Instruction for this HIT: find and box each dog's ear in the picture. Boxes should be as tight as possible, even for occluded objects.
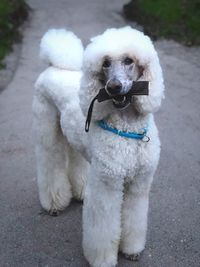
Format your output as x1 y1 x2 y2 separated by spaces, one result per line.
134 54 165 115
138 65 153 82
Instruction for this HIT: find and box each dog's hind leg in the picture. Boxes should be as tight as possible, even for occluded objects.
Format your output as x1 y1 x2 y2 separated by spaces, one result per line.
83 167 123 267
120 177 153 259
33 92 72 215
68 148 88 201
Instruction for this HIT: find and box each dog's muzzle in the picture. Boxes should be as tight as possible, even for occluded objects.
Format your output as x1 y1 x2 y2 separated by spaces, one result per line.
105 79 122 96
105 79 132 109
85 81 149 132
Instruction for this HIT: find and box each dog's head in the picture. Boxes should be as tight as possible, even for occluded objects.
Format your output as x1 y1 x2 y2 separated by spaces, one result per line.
79 26 164 120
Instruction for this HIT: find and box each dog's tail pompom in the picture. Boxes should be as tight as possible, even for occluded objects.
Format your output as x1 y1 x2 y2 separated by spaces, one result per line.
40 29 83 71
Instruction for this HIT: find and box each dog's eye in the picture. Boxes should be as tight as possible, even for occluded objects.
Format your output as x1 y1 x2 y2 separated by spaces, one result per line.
124 57 133 65
102 59 111 68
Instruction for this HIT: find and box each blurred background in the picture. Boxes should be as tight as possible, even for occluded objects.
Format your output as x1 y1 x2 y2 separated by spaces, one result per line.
0 0 199 72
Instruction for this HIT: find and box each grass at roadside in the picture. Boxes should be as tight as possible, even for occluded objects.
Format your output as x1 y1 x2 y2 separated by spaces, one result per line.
123 0 200 46
0 0 29 68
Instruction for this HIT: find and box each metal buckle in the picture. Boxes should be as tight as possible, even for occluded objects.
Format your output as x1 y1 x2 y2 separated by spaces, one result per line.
142 135 150 142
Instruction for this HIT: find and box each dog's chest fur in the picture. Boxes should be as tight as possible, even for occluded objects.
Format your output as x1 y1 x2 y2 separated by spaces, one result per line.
88 115 160 185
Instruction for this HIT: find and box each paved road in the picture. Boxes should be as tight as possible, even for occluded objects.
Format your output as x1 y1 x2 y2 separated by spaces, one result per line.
0 0 200 266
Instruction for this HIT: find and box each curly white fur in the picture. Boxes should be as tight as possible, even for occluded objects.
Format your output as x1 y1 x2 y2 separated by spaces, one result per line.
40 29 84 70
33 27 164 267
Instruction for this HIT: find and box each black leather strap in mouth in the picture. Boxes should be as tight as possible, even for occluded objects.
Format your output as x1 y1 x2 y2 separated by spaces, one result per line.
85 81 149 132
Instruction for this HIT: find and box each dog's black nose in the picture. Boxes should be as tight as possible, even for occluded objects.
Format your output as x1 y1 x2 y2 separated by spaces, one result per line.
106 79 122 96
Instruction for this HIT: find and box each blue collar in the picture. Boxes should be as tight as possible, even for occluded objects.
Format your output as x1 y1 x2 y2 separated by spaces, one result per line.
97 120 150 141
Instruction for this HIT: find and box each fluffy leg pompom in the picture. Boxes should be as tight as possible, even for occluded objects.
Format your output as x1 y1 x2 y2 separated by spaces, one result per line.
120 180 152 258
83 167 123 267
33 93 72 214
68 148 88 201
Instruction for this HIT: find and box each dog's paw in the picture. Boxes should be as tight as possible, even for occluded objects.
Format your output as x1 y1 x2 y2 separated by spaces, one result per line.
38 175 72 214
39 208 60 216
49 209 60 216
124 252 141 261
84 248 117 267
39 190 71 215
93 259 116 267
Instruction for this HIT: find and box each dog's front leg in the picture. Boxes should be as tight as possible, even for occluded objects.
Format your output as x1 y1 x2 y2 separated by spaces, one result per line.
120 175 153 260
83 166 123 267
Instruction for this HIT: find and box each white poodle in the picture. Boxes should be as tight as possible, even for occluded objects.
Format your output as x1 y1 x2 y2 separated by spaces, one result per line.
33 27 164 267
